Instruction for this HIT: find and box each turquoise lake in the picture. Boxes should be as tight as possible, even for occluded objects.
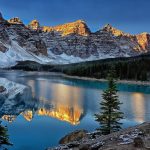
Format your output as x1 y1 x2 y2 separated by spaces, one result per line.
0 70 150 150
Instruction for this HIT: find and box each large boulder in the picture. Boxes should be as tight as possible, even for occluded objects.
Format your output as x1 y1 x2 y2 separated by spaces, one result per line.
59 130 88 144
0 86 6 93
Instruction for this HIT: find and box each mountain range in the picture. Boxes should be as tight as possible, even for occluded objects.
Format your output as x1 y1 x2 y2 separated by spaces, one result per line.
0 12 150 68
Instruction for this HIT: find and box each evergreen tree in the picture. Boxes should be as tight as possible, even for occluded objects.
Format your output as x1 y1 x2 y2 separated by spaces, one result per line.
0 122 12 148
95 74 124 135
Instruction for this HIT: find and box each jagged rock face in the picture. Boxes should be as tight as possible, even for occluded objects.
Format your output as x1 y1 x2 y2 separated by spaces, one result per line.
0 19 47 56
103 24 128 36
0 24 10 53
40 22 149 59
103 24 150 52
59 130 88 144
25 36 48 56
28 20 40 30
9 23 46 55
136 33 150 51
42 20 91 36
8 17 23 24
40 28 139 59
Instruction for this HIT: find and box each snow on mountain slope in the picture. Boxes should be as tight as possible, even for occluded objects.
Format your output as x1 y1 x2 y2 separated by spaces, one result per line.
0 40 112 67
0 40 52 68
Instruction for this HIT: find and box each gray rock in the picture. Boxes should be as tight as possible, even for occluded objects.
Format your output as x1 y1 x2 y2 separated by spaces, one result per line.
79 144 91 150
0 86 6 93
90 142 104 150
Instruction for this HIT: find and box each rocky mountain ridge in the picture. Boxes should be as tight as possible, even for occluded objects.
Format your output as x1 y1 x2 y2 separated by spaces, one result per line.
103 24 150 52
0 11 150 67
42 20 91 36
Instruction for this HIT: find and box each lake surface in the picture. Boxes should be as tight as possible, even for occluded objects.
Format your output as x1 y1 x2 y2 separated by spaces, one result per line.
0 70 150 150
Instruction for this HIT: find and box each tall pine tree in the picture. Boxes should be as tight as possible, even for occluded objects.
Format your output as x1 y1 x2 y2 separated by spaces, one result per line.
95 74 123 135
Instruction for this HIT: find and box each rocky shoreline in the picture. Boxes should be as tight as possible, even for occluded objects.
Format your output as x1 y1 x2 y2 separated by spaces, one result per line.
47 122 150 150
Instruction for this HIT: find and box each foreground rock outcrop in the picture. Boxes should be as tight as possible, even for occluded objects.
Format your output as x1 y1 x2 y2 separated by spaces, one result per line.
0 11 150 67
47 122 150 150
0 86 6 93
59 130 88 144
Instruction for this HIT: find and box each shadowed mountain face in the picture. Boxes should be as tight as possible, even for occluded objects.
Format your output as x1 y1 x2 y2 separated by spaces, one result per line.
0 11 150 67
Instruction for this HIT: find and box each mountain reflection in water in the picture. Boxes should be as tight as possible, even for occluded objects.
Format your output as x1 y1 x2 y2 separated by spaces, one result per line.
1 81 84 125
0 71 150 150
1 78 150 125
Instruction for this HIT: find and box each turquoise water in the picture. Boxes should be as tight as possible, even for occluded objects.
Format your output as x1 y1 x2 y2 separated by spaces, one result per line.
0 70 150 150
